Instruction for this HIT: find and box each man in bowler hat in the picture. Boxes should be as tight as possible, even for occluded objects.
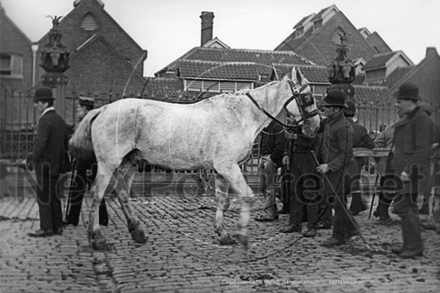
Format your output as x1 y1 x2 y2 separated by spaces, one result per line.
64 96 108 226
317 89 360 247
390 82 432 258
29 87 68 237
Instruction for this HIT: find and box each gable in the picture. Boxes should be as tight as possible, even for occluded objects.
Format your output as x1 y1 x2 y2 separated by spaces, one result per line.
68 35 145 93
37 0 146 80
275 8 384 66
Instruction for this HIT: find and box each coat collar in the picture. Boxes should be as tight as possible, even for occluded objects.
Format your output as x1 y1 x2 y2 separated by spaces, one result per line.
328 111 344 125
395 106 421 127
41 106 55 117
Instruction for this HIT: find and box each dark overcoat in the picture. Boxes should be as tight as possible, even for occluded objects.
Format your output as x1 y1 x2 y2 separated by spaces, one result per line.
391 106 432 194
32 110 69 176
318 112 359 195
259 120 286 168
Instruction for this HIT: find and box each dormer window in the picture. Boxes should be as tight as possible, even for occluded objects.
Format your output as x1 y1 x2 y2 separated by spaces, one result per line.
81 13 98 31
313 19 322 32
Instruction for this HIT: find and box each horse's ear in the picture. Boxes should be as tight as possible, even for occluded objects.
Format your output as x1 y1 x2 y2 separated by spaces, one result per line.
293 67 304 84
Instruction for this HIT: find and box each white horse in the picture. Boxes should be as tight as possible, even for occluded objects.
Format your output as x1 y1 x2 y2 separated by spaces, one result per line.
69 67 320 250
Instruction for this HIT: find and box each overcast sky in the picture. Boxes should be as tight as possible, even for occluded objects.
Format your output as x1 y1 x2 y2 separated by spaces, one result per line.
2 0 439 77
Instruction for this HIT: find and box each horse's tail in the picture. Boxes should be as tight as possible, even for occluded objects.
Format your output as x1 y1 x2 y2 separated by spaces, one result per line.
69 108 101 161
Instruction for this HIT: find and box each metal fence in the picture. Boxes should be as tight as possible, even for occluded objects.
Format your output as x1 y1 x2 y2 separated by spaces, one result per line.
1 88 402 167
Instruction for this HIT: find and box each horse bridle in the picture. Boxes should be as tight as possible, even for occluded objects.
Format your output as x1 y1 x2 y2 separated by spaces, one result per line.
245 80 319 128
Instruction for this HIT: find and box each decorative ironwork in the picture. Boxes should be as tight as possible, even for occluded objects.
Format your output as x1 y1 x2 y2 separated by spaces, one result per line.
40 16 70 73
328 32 356 98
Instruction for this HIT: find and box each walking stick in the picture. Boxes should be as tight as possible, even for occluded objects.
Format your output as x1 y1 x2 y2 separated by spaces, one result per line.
368 174 380 219
65 159 77 216
311 151 371 249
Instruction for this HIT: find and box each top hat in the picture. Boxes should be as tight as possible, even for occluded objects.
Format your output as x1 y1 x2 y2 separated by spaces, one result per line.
78 96 95 108
33 87 54 103
394 82 420 101
322 89 348 108
343 100 356 115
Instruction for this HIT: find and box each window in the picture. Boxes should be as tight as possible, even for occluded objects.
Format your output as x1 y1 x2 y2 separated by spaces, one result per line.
331 27 346 45
0 53 23 77
81 13 98 31
185 80 253 93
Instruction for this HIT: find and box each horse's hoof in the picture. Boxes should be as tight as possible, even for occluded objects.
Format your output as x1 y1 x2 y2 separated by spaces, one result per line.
88 229 110 250
219 234 237 245
236 234 248 248
131 227 147 244
91 238 110 251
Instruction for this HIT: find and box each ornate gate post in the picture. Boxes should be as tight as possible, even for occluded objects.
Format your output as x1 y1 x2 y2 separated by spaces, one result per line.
327 32 356 100
39 16 70 118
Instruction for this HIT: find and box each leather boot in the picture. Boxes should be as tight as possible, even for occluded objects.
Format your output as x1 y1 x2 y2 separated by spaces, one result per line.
279 224 301 233
321 236 345 247
302 228 316 237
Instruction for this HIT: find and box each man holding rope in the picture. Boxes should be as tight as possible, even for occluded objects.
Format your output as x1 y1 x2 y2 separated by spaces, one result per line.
316 89 361 247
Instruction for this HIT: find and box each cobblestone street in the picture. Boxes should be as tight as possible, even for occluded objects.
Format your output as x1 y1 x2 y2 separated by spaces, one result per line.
0 193 439 292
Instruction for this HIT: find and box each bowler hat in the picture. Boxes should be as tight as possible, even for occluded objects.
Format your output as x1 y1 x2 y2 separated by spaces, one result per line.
322 89 348 108
34 87 54 102
343 100 356 115
394 82 420 101
79 96 95 108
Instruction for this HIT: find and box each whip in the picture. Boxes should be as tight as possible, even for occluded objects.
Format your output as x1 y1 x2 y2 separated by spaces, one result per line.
310 150 371 249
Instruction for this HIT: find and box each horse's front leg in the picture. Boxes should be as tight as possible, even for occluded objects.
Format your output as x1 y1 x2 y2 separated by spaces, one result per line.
216 164 256 248
214 174 236 245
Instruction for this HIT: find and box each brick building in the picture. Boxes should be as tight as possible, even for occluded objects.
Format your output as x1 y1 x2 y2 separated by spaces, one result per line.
0 4 35 91
35 0 147 97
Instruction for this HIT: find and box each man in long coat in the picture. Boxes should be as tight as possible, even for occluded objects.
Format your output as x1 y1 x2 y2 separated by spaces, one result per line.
316 89 360 247
29 87 69 237
390 82 432 258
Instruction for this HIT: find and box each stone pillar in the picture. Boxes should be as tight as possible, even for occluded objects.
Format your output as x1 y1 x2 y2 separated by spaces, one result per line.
39 16 70 118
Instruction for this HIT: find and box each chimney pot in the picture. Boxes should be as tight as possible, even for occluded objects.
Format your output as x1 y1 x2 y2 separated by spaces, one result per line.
200 11 214 47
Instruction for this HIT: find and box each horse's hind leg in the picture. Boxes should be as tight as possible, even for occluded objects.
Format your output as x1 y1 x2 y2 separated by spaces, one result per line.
215 164 255 247
115 158 147 244
214 174 236 245
88 164 113 250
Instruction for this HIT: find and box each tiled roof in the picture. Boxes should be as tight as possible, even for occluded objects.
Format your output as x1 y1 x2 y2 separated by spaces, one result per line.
362 52 396 70
381 66 414 87
353 85 390 105
271 64 330 84
156 47 314 75
177 60 268 81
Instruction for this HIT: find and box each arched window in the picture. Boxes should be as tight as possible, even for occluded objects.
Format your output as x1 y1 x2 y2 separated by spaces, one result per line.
80 13 98 31
331 27 346 45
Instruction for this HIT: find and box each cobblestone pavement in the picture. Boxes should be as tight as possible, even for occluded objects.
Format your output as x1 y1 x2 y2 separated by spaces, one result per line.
0 193 439 293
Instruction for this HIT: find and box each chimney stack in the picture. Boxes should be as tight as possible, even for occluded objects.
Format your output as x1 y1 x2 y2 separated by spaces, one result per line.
426 47 438 58
200 11 214 47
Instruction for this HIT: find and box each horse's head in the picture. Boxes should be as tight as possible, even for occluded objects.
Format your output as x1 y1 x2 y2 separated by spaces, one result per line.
283 67 321 138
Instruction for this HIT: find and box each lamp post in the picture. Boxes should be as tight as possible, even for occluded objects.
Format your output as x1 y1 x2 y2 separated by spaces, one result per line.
327 32 356 100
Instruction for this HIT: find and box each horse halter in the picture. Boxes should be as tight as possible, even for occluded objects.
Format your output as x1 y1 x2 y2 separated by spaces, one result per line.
245 79 318 128
285 80 320 125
